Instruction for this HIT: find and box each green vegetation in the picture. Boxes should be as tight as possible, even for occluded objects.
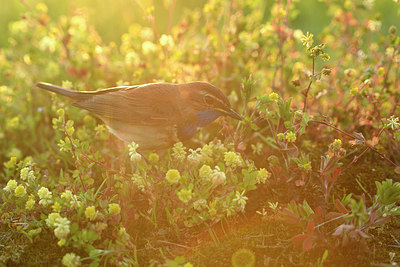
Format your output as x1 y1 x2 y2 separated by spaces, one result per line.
1 0 400 266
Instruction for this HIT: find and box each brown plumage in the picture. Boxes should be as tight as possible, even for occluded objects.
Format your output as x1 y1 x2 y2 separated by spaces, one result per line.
36 81 242 150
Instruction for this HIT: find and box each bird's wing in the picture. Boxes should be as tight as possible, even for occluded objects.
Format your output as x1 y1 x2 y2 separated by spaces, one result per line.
73 83 182 125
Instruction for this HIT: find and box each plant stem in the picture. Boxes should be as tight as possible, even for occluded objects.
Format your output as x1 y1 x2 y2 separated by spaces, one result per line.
310 119 398 167
302 55 315 113
63 125 86 191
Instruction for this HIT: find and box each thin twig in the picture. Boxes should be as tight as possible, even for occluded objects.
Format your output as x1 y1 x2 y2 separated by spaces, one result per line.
310 119 398 167
134 0 160 40
391 234 400 246
382 47 398 91
78 152 129 179
315 213 348 229
271 0 292 90
302 55 315 113
157 240 197 249
341 147 369 173
167 0 176 34
63 125 86 191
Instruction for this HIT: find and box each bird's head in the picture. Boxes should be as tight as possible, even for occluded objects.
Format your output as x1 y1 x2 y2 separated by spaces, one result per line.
181 82 242 121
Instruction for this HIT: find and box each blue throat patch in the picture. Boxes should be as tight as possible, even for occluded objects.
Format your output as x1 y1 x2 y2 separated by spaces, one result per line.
177 110 222 141
194 109 222 126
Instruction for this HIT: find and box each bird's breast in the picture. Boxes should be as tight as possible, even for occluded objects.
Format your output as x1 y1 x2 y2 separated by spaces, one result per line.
104 120 179 150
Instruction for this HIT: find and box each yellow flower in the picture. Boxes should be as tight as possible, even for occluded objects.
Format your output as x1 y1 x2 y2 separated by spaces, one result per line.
277 133 285 141
140 27 154 41
46 212 61 228
193 199 207 211
177 189 193 203
71 15 87 31
10 20 28 36
70 198 81 209
54 217 70 239
187 148 201 166
148 153 159 164
14 184 26 197
95 124 107 138
61 190 81 209
61 190 73 201
211 167 226 186
130 152 142 163
132 173 146 191
128 142 142 163
128 141 142 163
256 168 271 184
367 20 381 32
293 29 304 40
3 179 17 192
36 3 48 13
38 187 53 206
200 144 213 164
142 41 157 55
108 203 121 215
52 202 62 212
224 151 243 169
231 248 255 267
172 142 187 161
119 227 127 236
208 207 217 217
6 116 20 130
233 190 248 211
199 165 212 181
251 142 263 155
39 36 56 53
58 238 66 247
85 206 98 221
328 138 345 158
331 139 342 150
159 34 174 47
57 108 65 117
286 131 296 143
118 227 126 235
377 67 385 76
25 196 35 210
62 252 80 267
165 169 181 184
350 87 359 96
125 51 140 67
20 167 29 180
4 157 17 169
61 80 73 89
269 92 279 102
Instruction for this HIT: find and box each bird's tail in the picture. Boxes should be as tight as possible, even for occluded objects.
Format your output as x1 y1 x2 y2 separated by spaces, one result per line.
36 82 88 100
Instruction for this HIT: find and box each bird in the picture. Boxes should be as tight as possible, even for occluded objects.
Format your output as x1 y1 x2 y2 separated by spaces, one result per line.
36 81 242 150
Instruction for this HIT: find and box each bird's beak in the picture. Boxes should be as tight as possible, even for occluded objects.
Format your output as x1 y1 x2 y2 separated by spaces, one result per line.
217 108 243 120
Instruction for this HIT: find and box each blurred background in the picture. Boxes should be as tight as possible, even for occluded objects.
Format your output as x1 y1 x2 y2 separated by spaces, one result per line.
1 0 399 48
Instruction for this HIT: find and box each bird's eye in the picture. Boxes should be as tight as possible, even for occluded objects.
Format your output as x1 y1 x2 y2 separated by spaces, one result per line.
204 95 216 106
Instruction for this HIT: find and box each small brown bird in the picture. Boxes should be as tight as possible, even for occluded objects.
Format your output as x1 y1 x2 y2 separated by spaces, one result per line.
36 82 242 150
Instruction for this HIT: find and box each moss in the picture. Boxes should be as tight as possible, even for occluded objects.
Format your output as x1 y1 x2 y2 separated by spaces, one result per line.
335 155 400 205
0 225 64 266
